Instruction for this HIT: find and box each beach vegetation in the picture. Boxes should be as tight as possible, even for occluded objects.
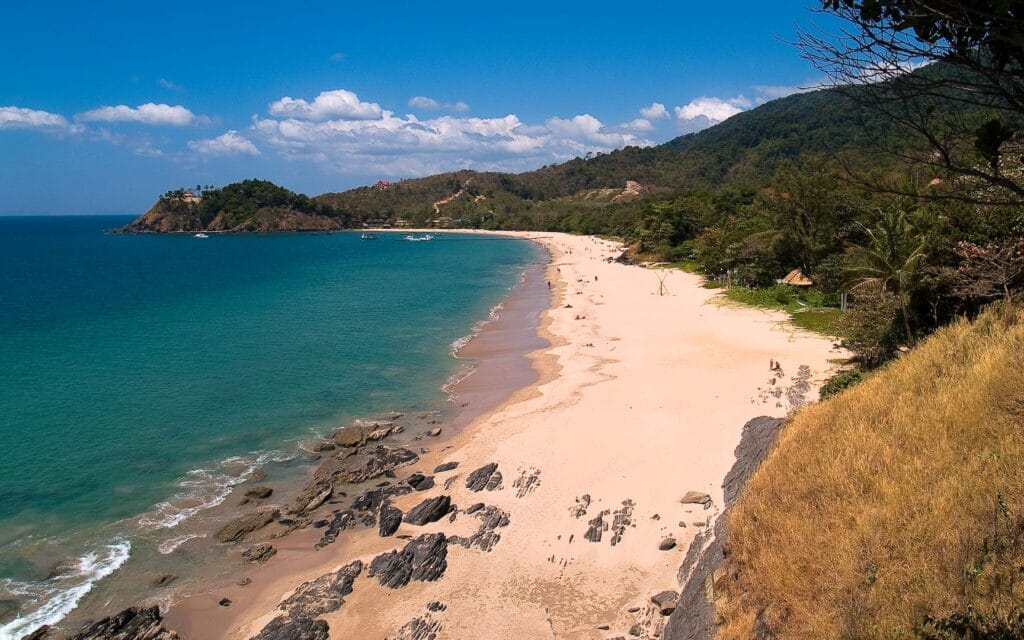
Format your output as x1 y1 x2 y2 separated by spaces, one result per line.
818 368 865 399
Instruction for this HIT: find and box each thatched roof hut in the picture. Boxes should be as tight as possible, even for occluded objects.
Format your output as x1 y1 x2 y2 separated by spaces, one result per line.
782 268 814 287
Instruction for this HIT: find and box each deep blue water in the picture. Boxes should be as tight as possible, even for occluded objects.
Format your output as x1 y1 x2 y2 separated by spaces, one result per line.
0 216 536 636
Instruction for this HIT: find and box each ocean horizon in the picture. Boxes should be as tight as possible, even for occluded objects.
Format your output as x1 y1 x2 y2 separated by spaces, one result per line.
0 216 539 637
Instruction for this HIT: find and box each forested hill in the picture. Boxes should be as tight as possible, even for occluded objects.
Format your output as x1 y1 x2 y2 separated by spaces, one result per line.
313 85 906 227
122 179 348 233
125 81 905 233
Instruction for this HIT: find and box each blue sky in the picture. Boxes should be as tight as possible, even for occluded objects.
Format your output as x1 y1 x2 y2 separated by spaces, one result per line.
0 1 836 214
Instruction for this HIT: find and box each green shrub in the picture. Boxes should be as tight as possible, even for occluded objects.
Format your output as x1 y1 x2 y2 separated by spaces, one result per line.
819 369 865 399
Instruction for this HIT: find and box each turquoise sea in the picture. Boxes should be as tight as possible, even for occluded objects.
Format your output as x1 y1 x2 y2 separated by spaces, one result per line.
0 216 538 637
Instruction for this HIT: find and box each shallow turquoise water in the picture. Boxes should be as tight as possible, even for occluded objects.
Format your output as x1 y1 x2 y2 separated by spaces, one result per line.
0 217 536 635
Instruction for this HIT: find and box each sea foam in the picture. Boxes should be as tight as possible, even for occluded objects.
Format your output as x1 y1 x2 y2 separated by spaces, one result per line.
0 540 131 640
137 450 291 530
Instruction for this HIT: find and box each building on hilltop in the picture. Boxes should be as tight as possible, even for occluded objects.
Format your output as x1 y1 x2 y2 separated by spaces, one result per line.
181 190 203 204
373 180 392 190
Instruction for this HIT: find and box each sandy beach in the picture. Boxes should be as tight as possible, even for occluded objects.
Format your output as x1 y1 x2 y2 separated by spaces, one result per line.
166 231 842 640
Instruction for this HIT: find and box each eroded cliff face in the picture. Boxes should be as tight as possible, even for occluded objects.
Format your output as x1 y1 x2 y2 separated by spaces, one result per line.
120 201 200 233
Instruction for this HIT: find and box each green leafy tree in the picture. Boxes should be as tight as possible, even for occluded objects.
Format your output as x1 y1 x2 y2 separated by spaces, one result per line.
846 203 928 344
801 0 1024 202
769 161 850 271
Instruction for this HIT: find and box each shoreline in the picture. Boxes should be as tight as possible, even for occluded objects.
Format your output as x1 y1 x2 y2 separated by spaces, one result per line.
153 235 552 639
158 231 842 640
7 230 545 639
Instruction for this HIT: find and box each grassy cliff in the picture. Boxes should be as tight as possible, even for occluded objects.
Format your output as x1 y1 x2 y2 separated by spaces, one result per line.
718 303 1024 639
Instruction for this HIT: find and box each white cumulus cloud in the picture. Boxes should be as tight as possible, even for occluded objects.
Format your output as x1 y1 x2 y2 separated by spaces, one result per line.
628 118 655 132
0 106 69 130
409 96 441 109
250 99 650 177
269 89 382 121
674 96 751 123
409 96 470 113
188 130 260 156
672 96 753 134
639 102 669 120
77 102 204 126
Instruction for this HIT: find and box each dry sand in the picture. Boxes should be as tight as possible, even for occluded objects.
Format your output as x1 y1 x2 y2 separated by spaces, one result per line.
170 231 842 639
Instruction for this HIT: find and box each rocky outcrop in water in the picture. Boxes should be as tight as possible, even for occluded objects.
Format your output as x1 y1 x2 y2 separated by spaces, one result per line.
292 446 419 516
245 486 273 500
68 605 179 640
332 426 367 448
216 508 279 543
369 533 448 588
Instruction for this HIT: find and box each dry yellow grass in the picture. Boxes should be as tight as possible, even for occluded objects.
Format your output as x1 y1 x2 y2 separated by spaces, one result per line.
720 304 1024 639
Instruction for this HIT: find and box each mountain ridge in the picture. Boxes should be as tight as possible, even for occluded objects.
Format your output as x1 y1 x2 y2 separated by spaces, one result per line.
123 84 901 234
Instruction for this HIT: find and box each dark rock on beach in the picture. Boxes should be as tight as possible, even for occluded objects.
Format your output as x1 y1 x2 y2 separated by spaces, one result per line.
216 508 279 543
406 473 435 491
369 533 448 588
663 416 785 640
464 463 501 492
314 510 356 549
329 446 419 486
659 537 677 551
280 560 362 619
404 495 452 526
251 615 329 640
68 605 179 640
433 461 458 473
449 505 510 552
379 504 403 537
151 574 176 587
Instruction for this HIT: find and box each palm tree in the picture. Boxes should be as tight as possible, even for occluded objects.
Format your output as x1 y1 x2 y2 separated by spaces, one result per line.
846 203 927 345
